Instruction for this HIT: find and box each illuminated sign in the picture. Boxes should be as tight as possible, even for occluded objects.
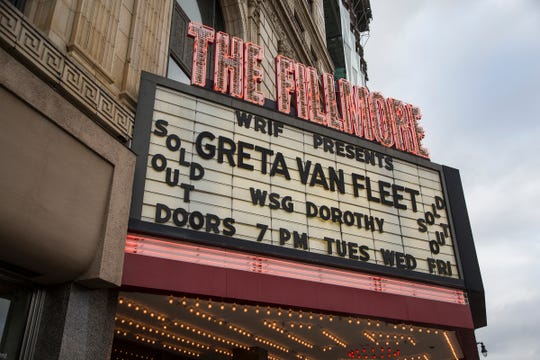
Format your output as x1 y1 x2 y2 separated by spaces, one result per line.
188 22 429 159
130 77 460 282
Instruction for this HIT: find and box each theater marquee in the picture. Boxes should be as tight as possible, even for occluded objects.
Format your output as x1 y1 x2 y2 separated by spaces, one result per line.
130 75 462 283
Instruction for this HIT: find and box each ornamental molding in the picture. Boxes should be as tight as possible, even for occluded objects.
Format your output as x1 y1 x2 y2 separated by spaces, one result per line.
0 1 133 141
265 0 333 72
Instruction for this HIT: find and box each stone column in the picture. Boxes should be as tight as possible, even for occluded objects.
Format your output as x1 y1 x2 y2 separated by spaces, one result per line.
31 283 118 360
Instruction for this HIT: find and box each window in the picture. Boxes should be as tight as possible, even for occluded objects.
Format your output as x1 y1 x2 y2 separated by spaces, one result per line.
168 0 225 84
0 276 32 359
294 11 305 33
0 298 9 342
7 0 25 12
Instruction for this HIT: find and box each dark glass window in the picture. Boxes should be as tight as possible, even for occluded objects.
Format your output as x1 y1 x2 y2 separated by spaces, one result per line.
0 270 33 360
168 0 225 83
0 298 9 341
0 288 31 359
7 0 26 12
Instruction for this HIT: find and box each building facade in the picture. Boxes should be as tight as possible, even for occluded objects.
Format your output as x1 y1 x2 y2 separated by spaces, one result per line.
0 0 485 359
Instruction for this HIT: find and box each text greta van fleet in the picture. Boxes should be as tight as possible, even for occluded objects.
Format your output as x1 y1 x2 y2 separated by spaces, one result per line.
187 22 430 159
148 114 455 277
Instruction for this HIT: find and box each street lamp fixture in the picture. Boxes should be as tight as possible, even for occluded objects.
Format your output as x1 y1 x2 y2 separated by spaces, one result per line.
477 342 488 357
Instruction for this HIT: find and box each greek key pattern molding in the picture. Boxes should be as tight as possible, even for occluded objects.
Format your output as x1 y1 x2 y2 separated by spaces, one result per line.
0 1 133 141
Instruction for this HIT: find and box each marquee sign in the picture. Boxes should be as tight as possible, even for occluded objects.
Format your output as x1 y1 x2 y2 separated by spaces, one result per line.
130 75 462 284
127 22 469 286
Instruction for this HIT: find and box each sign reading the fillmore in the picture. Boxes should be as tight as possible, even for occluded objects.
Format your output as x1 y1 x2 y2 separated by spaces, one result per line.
134 82 459 280
187 22 429 159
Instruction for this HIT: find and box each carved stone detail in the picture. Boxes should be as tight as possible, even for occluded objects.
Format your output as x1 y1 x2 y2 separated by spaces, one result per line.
0 1 134 140
265 0 333 72
247 0 263 43
121 0 172 104
266 2 293 58
68 0 122 82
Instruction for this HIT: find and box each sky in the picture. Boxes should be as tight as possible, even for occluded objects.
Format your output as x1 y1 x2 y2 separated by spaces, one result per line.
364 1 540 358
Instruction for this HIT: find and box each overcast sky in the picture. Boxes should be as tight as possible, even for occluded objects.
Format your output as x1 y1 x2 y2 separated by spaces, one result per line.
364 0 540 358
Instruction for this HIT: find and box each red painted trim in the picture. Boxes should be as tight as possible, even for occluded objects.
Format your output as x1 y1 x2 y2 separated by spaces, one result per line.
122 253 474 330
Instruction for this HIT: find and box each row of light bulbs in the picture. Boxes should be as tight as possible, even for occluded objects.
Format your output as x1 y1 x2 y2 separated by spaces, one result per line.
253 336 289 352
116 324 236 359
363 331 417 347
260 321 313 360
171 296 369 324
262 320 314 349
398 354 429 360
287 332 314 349
347 352 428 360
321 330 347 348
111 347 154 360
118 298 167 322
171 321 249 350
116 316 212 350
114 330 165 359
347 346 402 359
161 343 201 357
391 324 439 334
135 335 156 345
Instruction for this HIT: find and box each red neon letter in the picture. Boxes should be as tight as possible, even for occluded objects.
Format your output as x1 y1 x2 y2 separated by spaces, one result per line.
356 86 374 140
338 81 373 140
322 73 344 131
187 22 215 87
338 79 360 135
406 105 430 158
338 79 353 134
368 92 394 148
275 55 296 114
307 67 327 125
214 31 243 98
244 42 265 105
295 63 309 120
387 98 417 153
